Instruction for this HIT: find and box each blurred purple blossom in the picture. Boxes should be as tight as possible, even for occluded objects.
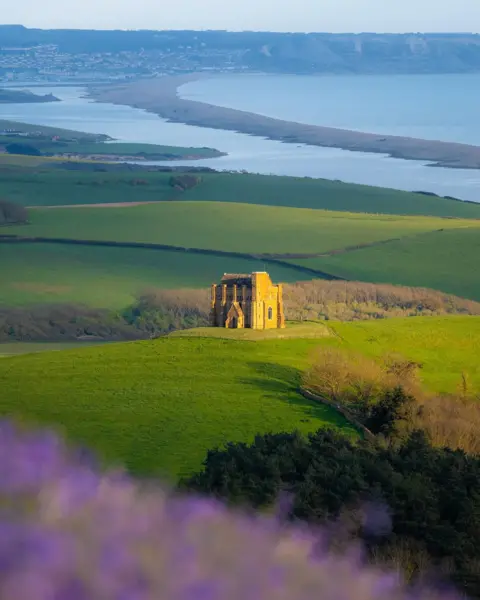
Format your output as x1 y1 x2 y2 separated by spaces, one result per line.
0 420 461 600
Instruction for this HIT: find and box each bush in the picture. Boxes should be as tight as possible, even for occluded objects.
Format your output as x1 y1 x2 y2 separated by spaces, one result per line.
0 199 28 225
123 288 210 336
365 386 417 439
414 393 480 454
302 348 420 418
5 142 42 156
184 429 480 596
169 174 202 191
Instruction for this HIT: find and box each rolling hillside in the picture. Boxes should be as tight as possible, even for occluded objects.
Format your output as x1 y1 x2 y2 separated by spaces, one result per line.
0 243 302 308
9 202 477 254
2 156 480 218
289 228 480 301
4 201 480 303
1 317 478 479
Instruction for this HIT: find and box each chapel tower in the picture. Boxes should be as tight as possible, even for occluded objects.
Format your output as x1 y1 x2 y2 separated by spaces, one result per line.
210 272 286 330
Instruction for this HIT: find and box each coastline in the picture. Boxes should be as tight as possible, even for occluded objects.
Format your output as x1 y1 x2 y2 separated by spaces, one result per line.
89 75 480 171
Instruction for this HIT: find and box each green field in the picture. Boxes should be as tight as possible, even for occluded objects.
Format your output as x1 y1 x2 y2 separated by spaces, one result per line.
176 173 480 218
4 201 480 304
0 167 186 206
0 119 105 139
2 158 480 218
9 202 478 255
42 142 223 158
0 140 222 160
0 317 478 478
0 341 107 357
328 317 480 394
290 228 480 301
0 333 356 478
171 321 331 341
0 243 304 308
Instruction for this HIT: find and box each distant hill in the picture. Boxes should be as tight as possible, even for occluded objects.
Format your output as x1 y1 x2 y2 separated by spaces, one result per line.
2 26 480 74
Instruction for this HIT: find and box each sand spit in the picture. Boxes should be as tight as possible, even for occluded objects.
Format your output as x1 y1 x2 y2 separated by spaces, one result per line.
89 75 480 171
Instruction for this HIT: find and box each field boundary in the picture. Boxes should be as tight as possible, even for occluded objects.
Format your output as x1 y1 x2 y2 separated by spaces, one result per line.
300 387 375 439
0 234 344 281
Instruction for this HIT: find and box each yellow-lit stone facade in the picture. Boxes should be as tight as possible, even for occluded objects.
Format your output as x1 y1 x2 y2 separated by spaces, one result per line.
210 272 286 330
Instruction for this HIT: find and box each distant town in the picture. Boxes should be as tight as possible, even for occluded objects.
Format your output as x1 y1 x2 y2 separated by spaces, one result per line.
1 26 480 83
0 42 250 83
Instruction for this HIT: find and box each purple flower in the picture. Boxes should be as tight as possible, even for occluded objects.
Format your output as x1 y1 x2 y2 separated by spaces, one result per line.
0 420 463 600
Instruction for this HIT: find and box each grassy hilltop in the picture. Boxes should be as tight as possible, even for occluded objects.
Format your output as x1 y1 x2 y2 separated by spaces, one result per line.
1 317 478 479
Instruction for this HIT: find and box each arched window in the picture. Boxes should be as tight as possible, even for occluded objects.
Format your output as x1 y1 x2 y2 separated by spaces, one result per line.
268 307 273 320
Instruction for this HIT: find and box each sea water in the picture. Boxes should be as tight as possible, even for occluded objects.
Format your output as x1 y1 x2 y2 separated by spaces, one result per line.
1 78 479 202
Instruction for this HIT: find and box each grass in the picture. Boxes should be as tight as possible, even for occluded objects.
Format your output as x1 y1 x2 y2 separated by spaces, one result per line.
0 317 477 478
179 173 480 218
0 167 183 206
5 202 480 304
2 160 480 218
0 335 357 479
8 202 479 256
0 341 107 357
289 228 480 302
42 142 223 158
0 141 222 160
171 321 332 341
0 243 304 308
0 119 104 139
327 317 480 395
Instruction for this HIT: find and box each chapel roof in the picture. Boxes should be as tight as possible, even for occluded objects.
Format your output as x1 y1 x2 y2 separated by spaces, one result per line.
221 273 253 286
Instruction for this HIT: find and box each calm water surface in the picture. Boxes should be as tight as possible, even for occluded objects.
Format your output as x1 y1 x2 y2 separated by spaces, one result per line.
0 82 479 203
181 73 480 145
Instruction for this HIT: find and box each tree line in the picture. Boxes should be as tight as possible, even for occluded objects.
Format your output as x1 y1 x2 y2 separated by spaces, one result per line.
0 200 28 225
2 281 480 342
183 423 480 596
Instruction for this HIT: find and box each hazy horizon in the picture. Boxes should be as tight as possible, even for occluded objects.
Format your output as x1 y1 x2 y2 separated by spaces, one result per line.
3 0 480 34
3 24 480 34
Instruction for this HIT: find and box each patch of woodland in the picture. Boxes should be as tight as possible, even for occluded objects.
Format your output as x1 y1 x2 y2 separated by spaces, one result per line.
131 281 480 332
282 280 480 320
3 280 480 342
168 174 203 191
183 427 480 598
0 304 146 342
0 199 28 225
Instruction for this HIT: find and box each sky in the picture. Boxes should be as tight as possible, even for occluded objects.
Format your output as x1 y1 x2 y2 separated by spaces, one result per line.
4 0 480 33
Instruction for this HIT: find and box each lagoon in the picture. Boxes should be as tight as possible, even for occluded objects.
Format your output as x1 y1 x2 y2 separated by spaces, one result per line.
1 82 479 203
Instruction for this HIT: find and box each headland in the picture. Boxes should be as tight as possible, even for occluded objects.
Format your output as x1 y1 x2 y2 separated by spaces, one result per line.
0 89 60 104
89 75 480 170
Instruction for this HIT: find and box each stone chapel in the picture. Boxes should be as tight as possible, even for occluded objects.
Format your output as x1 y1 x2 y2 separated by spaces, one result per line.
210 271 286 330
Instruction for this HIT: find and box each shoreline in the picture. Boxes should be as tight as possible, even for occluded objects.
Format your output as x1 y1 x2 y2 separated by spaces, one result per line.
89 75 480 171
